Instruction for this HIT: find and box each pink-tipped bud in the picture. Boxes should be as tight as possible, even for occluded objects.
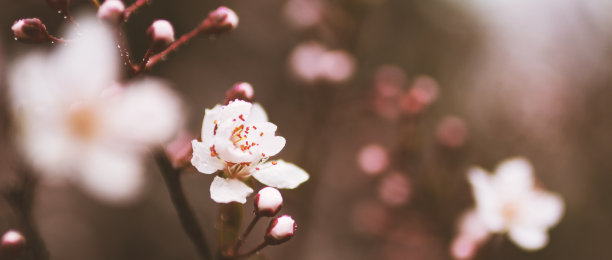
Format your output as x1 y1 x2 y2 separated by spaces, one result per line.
265 215 296 245
147 20 175 52
0 230 26 259
254 187 283 217
164 131 194 169
224 82 254 104
201 6 239 34
97 0 125 24
12 18 50 43
46 0 71 13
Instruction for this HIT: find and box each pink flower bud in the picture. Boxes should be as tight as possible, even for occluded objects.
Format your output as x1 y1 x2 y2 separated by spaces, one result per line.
264 215 296 245
254 187 283 217
435 115 468 149
164 131 194 169
201 6 239 34
0 230 26 259
224 82 254 104
97 0 125 24
45 0 71 12
12 18 50 43
147 20 175 52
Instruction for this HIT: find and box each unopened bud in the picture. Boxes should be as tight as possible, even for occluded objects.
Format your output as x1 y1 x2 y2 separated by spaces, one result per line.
147 20 175 52
264 215 295 245
254 187 283 217
12 18 50 43
45 0 70 13
0 230 26 259
164 131 194 169
97 0 125 24
224 82 254 104
201 6 239 35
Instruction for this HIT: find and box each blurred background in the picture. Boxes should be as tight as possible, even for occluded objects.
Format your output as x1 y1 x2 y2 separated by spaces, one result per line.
2 0 612 259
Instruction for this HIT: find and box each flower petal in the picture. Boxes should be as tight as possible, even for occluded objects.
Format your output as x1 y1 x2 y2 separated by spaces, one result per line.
247 103 269 124
191 140 224 174
252 160 309 189
494 157 534 195
105 78 183 145
468 167 505 232
76 148 144 205
220 100 252 123
516 190 564 229
202 104 222 141
210 176 254 204
508 226 549 251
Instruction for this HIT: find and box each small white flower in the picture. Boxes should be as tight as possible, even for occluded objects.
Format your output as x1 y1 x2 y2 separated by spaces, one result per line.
8 17 183 204
191 100 309 204
467 157 564 251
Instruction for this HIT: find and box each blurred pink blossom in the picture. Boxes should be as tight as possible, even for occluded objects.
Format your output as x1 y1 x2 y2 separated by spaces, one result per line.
357 143 389 176
289 41 356 84
435 115 469 149
378 172 411 206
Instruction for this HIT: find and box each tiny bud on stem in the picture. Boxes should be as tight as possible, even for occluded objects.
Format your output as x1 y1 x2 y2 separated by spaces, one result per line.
225 82 254 104
97 0 125 25
0 230 26 259
254 187 283 217
147 20 175 52
12 18 51 43
264 215 296 245
200 6 239 35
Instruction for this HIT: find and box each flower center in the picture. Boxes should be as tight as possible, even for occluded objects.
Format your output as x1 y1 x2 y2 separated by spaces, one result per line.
230 123 259 154
68 105 99 141
502 202 519 221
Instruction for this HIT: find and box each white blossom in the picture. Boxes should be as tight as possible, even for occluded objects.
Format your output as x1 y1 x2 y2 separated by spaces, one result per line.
191 100 309 204
467 157 564 250
8 17 183 204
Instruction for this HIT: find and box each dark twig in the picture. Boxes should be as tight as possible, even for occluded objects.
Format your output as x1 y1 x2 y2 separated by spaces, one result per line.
154 150 212 260
145 24 204 70
3 165 49 260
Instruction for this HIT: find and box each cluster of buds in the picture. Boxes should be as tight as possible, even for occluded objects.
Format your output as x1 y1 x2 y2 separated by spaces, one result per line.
254 188 296 244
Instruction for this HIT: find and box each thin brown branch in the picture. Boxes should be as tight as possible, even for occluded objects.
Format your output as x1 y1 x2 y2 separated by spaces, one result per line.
123 0 151 21
154 150 212 260
233 215 260 253
145 24 204 70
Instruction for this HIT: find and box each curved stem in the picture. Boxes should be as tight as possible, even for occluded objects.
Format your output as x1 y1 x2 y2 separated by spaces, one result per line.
90 0 100 8
154 151 212 260
233 215 260 253
124 0 151 21
145 24 205 70
233 241 268 259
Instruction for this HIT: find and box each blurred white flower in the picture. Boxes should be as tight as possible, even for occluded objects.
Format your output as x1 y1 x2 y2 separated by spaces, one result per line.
450 210 489 260
8 17 183 204
191 100 309 204
288 41 356 84
467 157 564 250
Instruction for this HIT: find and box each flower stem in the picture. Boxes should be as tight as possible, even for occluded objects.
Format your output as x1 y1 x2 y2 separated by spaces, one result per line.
115 29 137 74
154 151 212 260
124 0 151 21
90 0 100 8
233 215 261 253
2 164 49 260
145 23 205 71
233 241 268 259
136 47 154 75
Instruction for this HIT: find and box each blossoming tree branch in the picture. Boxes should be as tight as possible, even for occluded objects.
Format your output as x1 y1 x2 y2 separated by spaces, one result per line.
5 0 309 259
